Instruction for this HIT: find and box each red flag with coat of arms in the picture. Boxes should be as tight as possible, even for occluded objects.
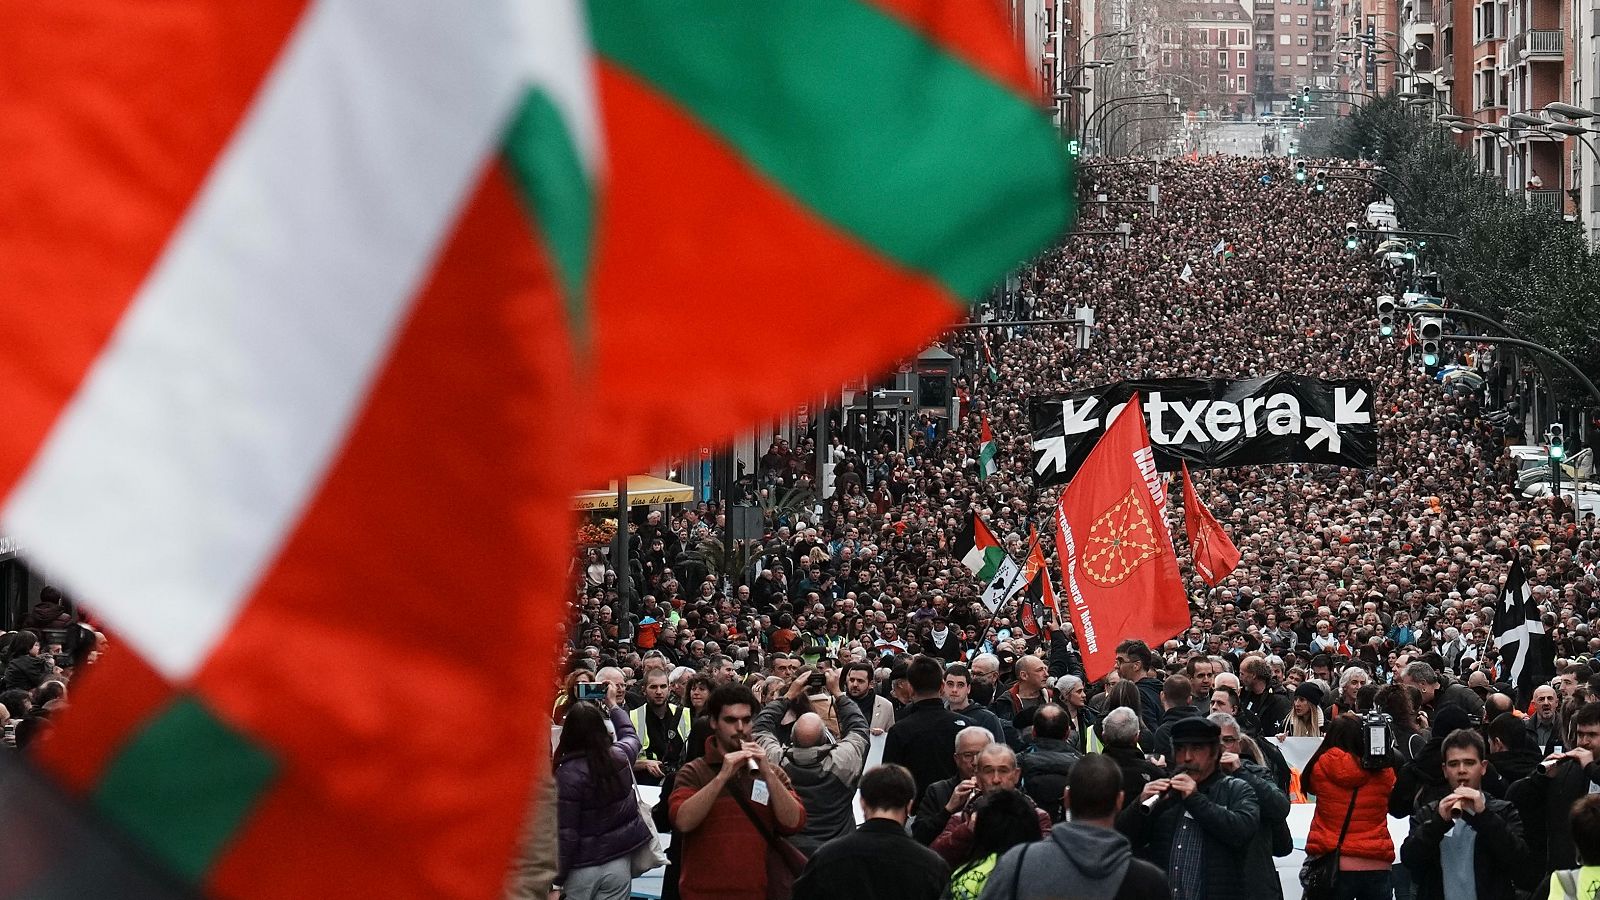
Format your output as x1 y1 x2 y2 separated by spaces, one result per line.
1053 395 1188 682
1181 462 1241 587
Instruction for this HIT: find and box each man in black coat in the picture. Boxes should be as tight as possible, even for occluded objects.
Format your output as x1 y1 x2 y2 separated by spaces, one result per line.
1238 656 1292 738
1019 704 1081 822
794 763 949 900
1508 700 1600 873
884 655 971 799
1101 706 1165 805
1400 661 1486 720
1401 729 1531 900
911 725 994 845
1117 717 1260 900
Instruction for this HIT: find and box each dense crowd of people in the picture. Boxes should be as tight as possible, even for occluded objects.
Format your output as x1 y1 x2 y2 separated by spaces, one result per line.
530 154 1600 900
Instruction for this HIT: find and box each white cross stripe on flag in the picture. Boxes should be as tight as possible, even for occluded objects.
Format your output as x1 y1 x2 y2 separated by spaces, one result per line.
2 0 594 680
1492 561 1541 689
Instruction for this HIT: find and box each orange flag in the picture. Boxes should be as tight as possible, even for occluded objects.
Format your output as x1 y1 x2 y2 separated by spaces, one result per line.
1181 462 1241 587
1053 395 1188 682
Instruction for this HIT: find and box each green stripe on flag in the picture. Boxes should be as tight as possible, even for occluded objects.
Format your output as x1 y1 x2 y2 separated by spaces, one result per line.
503 88 596 346
92 695 278 884
588 0 1072 301
979 546 1007 581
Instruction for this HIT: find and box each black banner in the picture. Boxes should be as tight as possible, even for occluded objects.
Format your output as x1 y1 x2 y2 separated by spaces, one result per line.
1030 374 1377 485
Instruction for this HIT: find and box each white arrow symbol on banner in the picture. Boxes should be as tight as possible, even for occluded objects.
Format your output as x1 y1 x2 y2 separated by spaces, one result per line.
1034 398 1099 475
1034 436 1067 475
1061 397 1100 435
1334 387 1371 425
1304 416 1342 453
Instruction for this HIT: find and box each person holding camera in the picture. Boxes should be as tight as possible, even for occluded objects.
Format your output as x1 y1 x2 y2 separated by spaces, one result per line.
1508 701 1600 875
1302 714 1397 900
753 667 870 855
552 696 653 900
1400 728 1530 900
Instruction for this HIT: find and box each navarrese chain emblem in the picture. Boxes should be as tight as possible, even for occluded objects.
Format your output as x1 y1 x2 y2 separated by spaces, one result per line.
1080 487 1159 587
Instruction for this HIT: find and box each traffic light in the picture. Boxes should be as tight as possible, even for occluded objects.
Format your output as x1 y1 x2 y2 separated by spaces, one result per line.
1345 222 1361 251
1376 294 1396 336
1417 314 1443 367
1066 139 1082 158
1313 171 1328 194
1549 424 1566 460
1294 160 1307 182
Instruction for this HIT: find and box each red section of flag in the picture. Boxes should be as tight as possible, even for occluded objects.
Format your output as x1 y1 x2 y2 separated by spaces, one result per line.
0 1 310 495
191 165 572 899
1024 530 1057 615
1181 462 1241 587
580 64 963 482
1053 395 1188 682
1019 599 1038 636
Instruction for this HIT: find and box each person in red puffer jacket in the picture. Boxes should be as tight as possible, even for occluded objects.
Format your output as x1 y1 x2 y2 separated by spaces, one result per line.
1303 714 1398 900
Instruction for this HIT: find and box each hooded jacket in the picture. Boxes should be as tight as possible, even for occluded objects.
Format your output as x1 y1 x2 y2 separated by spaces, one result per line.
753 693 871 855
978 821 1169 900
1306 747 1396 863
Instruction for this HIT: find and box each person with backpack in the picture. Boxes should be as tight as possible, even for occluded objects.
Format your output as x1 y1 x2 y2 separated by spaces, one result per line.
1538 793 1600 900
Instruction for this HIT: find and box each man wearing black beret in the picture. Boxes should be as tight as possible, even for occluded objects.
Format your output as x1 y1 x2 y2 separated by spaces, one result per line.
1116 716 1261 900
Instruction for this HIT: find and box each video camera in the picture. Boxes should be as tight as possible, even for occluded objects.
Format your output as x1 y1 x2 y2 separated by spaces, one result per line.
1361 709 1393 770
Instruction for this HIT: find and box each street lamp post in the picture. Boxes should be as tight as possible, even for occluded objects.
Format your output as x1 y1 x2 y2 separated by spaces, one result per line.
1084 93 1175 156
1109 113 1183 156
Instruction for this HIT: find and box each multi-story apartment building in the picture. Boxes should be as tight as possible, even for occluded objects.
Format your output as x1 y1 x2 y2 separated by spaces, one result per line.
1253 0 1344 108
1502 0 1570 207
1154 0 1257 117
1571 0 1600 243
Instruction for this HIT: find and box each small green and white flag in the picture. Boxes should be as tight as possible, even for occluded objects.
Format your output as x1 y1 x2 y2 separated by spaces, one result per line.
978 414 998 480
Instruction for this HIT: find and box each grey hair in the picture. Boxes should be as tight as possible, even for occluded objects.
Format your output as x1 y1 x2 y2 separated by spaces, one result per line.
1055 674 1084 695
1403 661 1441 685
1102 706 1141 746
955 725 995 751
1338 666 1370 693
971 652 1001 671
1207 712 1240 731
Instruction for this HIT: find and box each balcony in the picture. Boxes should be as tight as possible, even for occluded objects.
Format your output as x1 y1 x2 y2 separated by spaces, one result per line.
1508 29 1563 60
1524 189 1563 212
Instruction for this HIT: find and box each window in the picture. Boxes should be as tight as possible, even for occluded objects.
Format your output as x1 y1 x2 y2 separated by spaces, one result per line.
1239 50 1248 66
1281 53 1292 64
1240 75 1250 91
1219 50 1230 66
1162 28 1173 42
1163 51 1174 66
1297 54 1309 64
1281 32 1292 43
1297 15 1309 25
1298 34 1309 45
1281 13 1292 22
1236 29 1248 43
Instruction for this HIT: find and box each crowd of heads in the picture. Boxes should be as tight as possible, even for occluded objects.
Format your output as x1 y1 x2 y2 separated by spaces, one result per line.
565 154 1598 707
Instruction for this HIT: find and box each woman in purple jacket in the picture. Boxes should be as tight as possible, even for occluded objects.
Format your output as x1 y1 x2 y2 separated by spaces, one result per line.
554 699 652 899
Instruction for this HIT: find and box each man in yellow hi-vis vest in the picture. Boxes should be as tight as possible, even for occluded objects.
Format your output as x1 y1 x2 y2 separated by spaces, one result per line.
632 669 692 786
